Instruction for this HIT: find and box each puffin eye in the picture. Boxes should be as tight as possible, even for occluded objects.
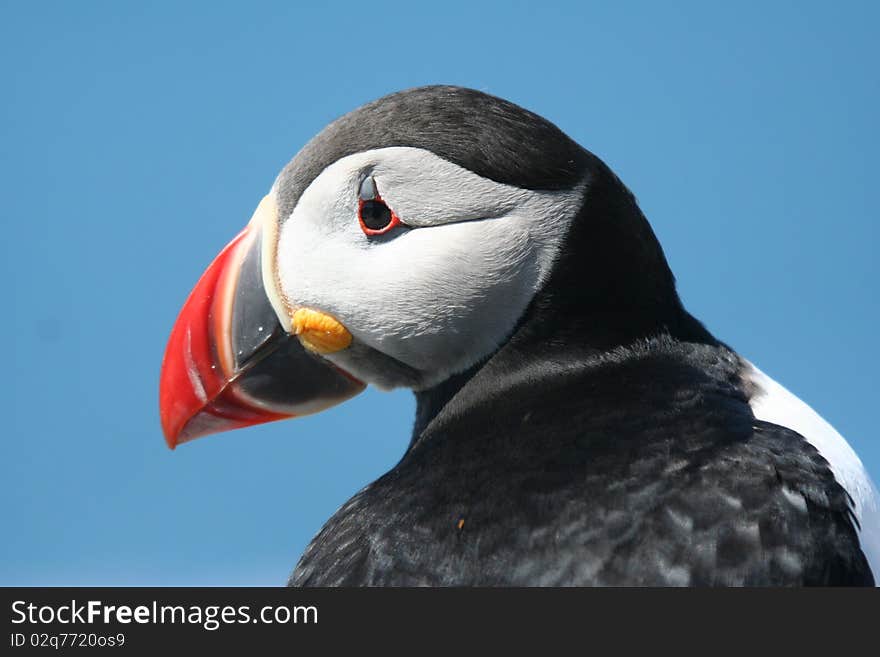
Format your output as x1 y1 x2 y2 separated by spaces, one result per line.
357 176 402 236
359 200 394 231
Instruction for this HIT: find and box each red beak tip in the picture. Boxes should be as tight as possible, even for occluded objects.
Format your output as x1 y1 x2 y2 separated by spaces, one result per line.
161 422 179 450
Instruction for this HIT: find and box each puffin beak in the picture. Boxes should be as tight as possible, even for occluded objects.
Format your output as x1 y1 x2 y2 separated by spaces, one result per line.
159 194 365 449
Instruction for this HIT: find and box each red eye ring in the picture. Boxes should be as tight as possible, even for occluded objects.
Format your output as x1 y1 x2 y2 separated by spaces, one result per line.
358 193 402 236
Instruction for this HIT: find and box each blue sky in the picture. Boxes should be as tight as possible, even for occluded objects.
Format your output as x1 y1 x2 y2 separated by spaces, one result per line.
1 1 877 585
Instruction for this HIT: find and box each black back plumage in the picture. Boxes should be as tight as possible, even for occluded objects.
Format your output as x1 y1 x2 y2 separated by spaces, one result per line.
287 88 872 586
291 339 870 586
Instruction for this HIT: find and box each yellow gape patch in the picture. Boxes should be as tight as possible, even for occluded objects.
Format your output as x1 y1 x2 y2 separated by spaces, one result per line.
291 308 353 354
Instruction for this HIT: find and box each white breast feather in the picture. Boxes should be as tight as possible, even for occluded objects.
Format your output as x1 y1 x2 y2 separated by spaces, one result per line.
746 361 879 581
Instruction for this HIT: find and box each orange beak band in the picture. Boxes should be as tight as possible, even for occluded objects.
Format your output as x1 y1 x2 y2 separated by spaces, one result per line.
158 197 365 449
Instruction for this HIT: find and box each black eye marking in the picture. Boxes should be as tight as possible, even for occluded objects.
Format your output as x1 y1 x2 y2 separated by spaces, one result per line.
357 176 402 236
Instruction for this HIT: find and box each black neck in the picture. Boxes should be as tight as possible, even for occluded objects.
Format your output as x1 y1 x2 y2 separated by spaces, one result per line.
411 361 484 441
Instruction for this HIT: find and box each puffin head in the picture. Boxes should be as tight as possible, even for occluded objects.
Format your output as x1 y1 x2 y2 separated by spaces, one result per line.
160 85 689 448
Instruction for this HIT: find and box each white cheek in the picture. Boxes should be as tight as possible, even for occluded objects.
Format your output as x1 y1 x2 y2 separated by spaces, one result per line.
354 219 537 370
279 216 536 373
274 146 584 387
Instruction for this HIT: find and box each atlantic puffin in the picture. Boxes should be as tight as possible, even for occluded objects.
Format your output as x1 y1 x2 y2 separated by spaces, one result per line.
159 86 878 586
